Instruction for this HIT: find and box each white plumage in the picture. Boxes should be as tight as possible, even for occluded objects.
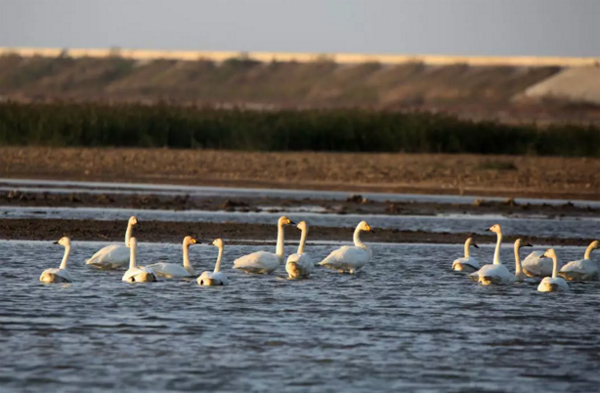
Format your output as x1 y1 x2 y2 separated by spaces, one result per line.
146 236 198 278
39 237 73 283
86 216 138 269
451 237 479 272
286 221 314 279
319 221 373 274
122 238 157 283
521 251 553 278
537 249 569 292
198 238 228 286
558 240 599 282
470 224 515 285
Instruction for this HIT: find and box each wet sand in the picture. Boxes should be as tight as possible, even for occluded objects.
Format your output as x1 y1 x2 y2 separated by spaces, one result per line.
1 147 598 201
0 218 591 246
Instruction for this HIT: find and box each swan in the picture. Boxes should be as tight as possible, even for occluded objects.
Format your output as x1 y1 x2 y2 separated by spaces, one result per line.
198 238 228 286
558 240 600 282
318 221 373 274
286 221 314 279
451 237 479 272
233 216 295 274
513 238 532 282
86 216 138 269
469 224 514 285
39 237 73 283
146 236 198 278
538 249 570 292
122 237 157 283
521 250 553 278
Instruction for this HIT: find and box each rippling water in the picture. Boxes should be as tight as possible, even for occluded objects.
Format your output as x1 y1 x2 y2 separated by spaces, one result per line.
1 240 599 392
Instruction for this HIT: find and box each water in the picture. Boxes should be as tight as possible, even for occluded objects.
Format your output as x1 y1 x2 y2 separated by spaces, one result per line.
2 205 597 239
1 240 599 392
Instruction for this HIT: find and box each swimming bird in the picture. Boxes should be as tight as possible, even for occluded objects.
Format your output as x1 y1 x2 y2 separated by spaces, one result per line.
558 240 600 282
452 237 479 272
537 249 570 292
286 221 314 279
86 216 138 269
469 224 514 285
146 236 198 278
318 221 373 274
198 238 228 286
39 237 73 283
513 238 533 282
122 238 157 283
233 216 295 274
521 250 553 278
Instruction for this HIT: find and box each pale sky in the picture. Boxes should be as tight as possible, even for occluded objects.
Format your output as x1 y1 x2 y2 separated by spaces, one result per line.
1 0 599 57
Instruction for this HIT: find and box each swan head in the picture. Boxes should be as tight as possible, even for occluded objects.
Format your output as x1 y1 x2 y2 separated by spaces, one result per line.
486 224 502 234
129 216 139 226
212 238 224 248
358 221 374 233
53 236 71 247
467 237 479 248
514 238 533 249
541 248 557 259
590 240 600 250
296 221 308 231
183 236 197 247
278 216 295 226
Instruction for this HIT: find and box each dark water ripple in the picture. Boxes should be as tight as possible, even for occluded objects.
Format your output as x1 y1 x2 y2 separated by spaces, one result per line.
1 240 599 392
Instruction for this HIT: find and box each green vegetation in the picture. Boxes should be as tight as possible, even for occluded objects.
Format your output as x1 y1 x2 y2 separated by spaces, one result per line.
0 101 598 156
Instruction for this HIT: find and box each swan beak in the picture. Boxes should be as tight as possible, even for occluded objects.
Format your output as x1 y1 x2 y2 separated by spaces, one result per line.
53 240 59 244
524 243 533 247
289 221 296 225
472 243 479 248
485 229 491 232
369 229 375 233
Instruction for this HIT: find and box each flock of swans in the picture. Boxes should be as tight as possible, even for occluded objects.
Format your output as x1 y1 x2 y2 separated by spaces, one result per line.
39 215 598 293
39 216 374 285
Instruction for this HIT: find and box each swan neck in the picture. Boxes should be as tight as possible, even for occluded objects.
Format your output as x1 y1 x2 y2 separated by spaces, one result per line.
353 226 366 248
276 222 285 261
59 245 70 270
298 227 308 254
584 243 594 259
552 255 558 279
125 222 134 247
493 231 502 265
129 242 137 270
513 243 522 275
182 243 191 268
214 245 223 273
464 238 471 258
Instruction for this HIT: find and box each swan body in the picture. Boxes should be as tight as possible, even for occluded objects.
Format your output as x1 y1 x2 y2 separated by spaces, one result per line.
86 216 138 269
538 249 569 292
146 236 198 278
233 216 294 274
286 221 314 279
122 238 157 283
452 237 479 272
198 238 228 286
40 237 73 283
319 221 373 274
521 251 553 278
470 224 514 285
558 240 599 282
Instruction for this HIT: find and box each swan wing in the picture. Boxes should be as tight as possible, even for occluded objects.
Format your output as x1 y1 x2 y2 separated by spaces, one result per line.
452 256 479 270
197 271 228 285
319 246 369 267
473 264 514 285
40 268 72 283
538 277 569 292
122 266 156 282
560 259 595 274
233 251 280 273
145 262 193 278
521 251 553 277
286 253 314 278
86 244 130 269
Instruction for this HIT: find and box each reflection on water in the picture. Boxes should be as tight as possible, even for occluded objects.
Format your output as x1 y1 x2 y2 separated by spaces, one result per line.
1 240 599 392
1 205 596 239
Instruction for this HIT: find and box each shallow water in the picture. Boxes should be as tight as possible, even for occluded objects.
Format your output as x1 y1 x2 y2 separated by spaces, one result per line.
1 240 599 393
1 205 597 239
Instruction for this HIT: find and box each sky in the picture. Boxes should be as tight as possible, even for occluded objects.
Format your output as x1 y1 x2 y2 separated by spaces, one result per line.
1 0 599 57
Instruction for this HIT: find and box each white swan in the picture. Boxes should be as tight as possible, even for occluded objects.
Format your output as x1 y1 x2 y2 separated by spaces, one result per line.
286 221 314 279
233 216 295 274
318 221 373 274
198 238 228 286
538 249 570 292
40 237 73 283
513 238 532 282
146 236 198 278
469 224 514 285
451 237 479 272
558 240 600 282
86 216 138 269
122 238 157 283
521 250 553 278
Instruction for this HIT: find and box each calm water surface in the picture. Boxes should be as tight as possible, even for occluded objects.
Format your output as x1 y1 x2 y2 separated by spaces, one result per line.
1 240 599 392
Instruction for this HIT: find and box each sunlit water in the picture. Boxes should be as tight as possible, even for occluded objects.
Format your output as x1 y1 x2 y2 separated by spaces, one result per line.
1 240 599 392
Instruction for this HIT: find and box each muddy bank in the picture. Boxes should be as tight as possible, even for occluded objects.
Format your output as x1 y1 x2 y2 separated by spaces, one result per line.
0 219 591 246
1 147 598 201
1 189 597 218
